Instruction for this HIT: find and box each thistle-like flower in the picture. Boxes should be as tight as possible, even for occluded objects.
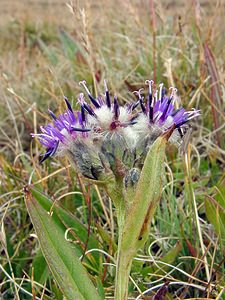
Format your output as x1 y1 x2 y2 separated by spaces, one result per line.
32 79 200 179
31 97 91 163
78 80 138 172
133 80 200 149
78 80 137 148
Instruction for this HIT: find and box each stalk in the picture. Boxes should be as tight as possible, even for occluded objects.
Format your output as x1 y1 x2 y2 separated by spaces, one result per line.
115 246 133 300
114 132 172 300
104 178 129 299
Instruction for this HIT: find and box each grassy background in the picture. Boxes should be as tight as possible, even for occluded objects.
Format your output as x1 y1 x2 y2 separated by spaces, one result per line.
0 0 224 299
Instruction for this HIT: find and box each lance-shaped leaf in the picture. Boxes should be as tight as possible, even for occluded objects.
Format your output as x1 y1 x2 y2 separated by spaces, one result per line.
114 132 172 300
205 179 225 242
30 187 99 260
205 196 225 241
121 132 171 254
24 187 101 300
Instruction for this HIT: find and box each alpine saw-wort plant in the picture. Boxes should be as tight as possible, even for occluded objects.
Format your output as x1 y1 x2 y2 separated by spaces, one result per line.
29 79 200 300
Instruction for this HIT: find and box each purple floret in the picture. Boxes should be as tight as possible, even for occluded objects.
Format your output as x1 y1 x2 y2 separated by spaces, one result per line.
142 80 200 132
32 79 200 164
32 97 90 163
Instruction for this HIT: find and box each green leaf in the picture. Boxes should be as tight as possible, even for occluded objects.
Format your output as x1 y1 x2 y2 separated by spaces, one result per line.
24 187 101 300
122 133 170 253
38 39 58 64
30 188 99 261
114 132 172 299
95 277 105 300
59 29 79 61
32 249 49 285
205 196 225 240
205 179 225 241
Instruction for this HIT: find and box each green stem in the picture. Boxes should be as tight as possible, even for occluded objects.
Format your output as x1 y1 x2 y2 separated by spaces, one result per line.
104 179 130 299
115 247 133 300
106 182 130 300
114 135 170 299
115 204 133 300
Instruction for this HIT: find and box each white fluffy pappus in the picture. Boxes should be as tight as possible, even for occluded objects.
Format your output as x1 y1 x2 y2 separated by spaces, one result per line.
87 104 137 149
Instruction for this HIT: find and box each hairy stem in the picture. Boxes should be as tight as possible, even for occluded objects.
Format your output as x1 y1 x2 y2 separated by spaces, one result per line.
115 246 133 300
114 134 170 299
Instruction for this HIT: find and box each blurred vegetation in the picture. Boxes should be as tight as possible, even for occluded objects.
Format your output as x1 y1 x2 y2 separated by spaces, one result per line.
0 0 224 299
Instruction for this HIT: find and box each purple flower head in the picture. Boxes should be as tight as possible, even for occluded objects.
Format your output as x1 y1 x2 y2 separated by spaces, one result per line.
133 80 200 146
32 97 90 163
32 79 200 175
77 80 140 171
78 80 137 139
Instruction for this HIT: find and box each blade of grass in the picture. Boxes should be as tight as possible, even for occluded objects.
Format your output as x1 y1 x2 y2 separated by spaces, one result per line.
204 43 223 148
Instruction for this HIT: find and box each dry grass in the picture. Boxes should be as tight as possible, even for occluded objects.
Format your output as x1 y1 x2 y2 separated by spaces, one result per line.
0 0 224 299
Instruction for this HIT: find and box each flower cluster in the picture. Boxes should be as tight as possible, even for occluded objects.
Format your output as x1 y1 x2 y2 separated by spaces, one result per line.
32 80 200 179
